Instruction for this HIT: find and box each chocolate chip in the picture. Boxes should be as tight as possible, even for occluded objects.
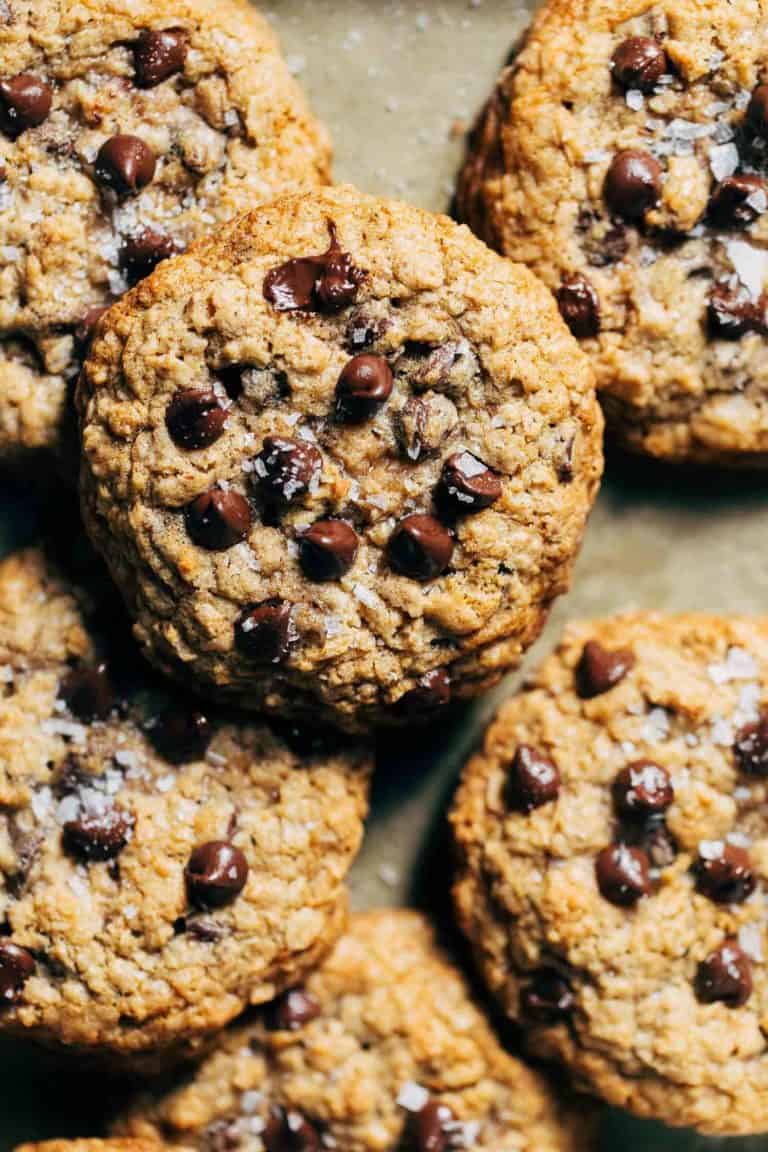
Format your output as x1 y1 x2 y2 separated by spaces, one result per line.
695 939 752 1007
735 714 768 776
119 228 181 284
707 283 766 339
0 942 35 1004
613 761 673 818
396 668 452 717
556 274 601 338
0 74 52 138
709 175 768 229
611 37 668 92
408 1100 457 1152
335 354 393 422
694 842 756 904
585 224 629 267
345 302 390 350
166 388 228 450
134 28 189 88
151 706 212 764
75 304 110 354
186 841 248 908
436 451 501 517
748 85 768 140
387 514 454 581
236 600 296 664
604 149 662 219
185 487 252 551
266 987 322 1031
263 1106 321 1152
58 662 114 721
94 134 156 197
520 968 574 1023
595 843 650 906
505 744 561 813
299 519 358 582
62 807 133 862
263 222 364 314
576 640 635 698
183 915 226 942
253 436 322 505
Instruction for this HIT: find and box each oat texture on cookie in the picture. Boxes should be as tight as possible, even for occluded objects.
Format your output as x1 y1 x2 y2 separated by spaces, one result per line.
452 613 768 1134
0 0 331 465
0 547 369 1060
458 0 768 464
114 909 596 1152
77 185 603 733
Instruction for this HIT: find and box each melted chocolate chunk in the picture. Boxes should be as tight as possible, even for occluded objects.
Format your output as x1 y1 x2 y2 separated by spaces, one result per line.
335 354 393 422
263 222 365 314
58 662 114 722
708 175 768 229
252 437 322 505
735 713 768 776
0 942 35 1004
94 134 156 197
595 843 650 906
519 968 574 1023
133 27 189 88
613 761 673 818
556 274 601 338
62 807 133 862
695 939 752 1007
151 706 212 764
694 842 756 904
186 841 249 908
263 1106 321 1152
266 987 322 1031
505 744 561 813
0 73 52 138
387 514 454 582
436 451 501 517
75 305 111 354
166 388 228 450
611 37 668 92
185 487 252 551
396 668 452 717
299 519 358 582
576 640 635 698
119 228 182 284
748 85 768 141
708 284 767 339
408 1100 459 1152
236 600 296 664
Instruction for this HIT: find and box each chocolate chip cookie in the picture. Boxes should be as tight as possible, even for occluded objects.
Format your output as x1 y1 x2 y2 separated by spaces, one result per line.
451 613 768 1134
0 0 330 468
114 909 596 1152
0 546 370 1062
458 0 768 465
77 185 603 732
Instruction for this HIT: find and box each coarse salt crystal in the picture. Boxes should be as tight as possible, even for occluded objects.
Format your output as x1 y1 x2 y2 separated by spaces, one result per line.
698 839 725 860
397 1081 430 1112
626 89 644 111
709 142 739 181
738 923 763 962
708 646 758 684
725 239 768 300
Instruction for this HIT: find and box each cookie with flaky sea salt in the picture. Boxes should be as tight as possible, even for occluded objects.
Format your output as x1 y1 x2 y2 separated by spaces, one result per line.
114 908 596 1152
0 546 370 1063
451 612 768 1134
0 0 330 467
77 184 603 733
458 0 768 465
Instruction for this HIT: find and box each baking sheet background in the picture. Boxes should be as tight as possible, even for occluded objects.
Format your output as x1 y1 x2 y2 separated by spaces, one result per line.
2 1 768 1147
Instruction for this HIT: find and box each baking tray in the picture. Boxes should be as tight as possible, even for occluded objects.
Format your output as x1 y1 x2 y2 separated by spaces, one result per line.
2 1 768 1148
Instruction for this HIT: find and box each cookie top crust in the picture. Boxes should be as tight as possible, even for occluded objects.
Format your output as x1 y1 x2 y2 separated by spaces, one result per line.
114 909 596 1152
0 547 370 1060
0 0 330 461
457 0 768 464
77 184 603 732
452 612 768 1135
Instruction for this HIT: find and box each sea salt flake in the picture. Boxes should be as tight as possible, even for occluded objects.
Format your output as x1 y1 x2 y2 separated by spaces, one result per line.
642 707 669 742
711 716 735 746
708 646 758 684
353 583 379 610
626 89 644 111
699 839 725 860
710 141 739 181
583 149 610 164
240 1091 262 1115
738 923 764 962
397 1081 430 1112
114 749 138 770
724 239 768 300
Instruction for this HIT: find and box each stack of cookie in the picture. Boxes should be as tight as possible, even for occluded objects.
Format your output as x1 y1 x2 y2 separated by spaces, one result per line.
1 0 767 1146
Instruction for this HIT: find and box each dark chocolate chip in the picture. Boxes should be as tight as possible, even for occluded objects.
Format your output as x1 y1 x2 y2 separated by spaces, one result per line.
62 807 133 862
263 1106 321 1152
519 968 575 1023
695 939 752 1007
505 744 561 813
185 487 252 551
707 283 766 339
134 27 189 88
694 842 756 904
556 274 601 338
119 228 182 283
299 519 358 582
611 37 668 92
94 134 156 197
604 149 662 219
595 843 650 906
236 600 296 664
748 84 768 140
408 1100 458 1152
613 761 673 818
709 175 768 229
266 987 322 1031
263 222 364 314
576 640 635 698
186 840 248 908
166 388 228 450
437 451 501 516
151 706 212 764
253 436 322 505
0 942 35 1004
735 713 768 776
396 668 452 717
58 662 114 721
335 354 393 422
0 73 52 138
387 514 454 581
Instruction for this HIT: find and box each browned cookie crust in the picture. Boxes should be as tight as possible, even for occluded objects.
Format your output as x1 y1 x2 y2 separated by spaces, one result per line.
114 909 596 1152
458 0 768 465
452 613 768 1134
0 0 330 466
0 547 370 1061
77 185 603 733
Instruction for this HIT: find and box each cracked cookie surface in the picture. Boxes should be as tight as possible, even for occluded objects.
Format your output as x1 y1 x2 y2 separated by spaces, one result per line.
0 547 369 1061
0 0 330 467
77 185 603 733
458 0 768 465
114 909 595 1152
451 613 768 1135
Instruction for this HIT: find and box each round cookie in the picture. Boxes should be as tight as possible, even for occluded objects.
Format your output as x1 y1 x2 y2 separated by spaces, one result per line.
114 909 596 1152
77 184 603 733
0 0 330 467
451 613 768 1134
0 547 370 1061
457 0 768 465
